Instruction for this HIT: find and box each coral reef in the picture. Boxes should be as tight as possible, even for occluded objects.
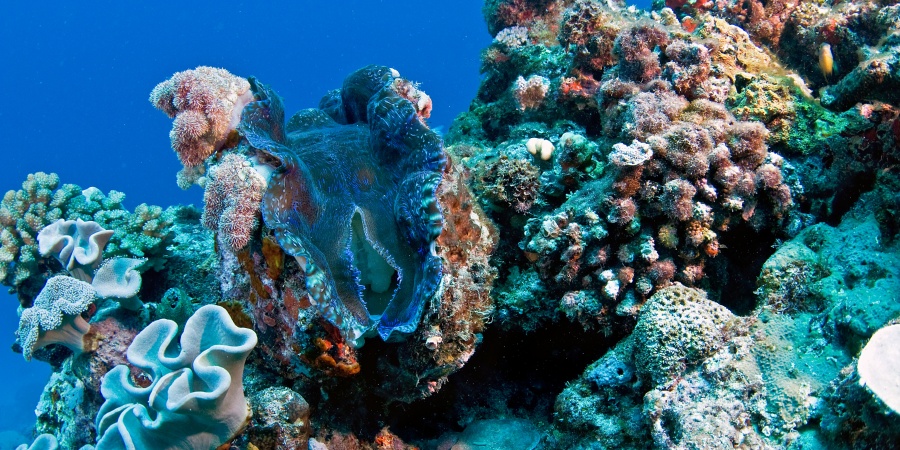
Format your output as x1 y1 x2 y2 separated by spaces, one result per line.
8 1 900 448
0 173 174 306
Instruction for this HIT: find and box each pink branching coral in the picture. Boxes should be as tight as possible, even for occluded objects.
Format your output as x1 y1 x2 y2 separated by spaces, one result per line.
513 74 551 111
202 153 267 252
150 67 254 168
514 6 796 307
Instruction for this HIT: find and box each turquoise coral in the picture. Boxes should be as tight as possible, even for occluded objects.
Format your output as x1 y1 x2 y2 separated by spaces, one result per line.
95 304 257 450
16 275 97 361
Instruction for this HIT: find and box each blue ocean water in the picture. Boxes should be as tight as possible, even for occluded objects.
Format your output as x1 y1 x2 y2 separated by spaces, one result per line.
0 0 651 443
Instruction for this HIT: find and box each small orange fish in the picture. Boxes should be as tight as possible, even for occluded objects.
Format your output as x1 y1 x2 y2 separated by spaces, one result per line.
819 43 835 82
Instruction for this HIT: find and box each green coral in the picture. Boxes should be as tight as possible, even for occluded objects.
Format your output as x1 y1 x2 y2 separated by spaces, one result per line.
0 173 66 301
727 73 845 156
0 172 175 305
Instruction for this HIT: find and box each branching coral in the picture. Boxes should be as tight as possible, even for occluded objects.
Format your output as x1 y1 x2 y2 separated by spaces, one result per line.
0 173 173 305
0 173 65 296
451 1 805 336
614 21 671 83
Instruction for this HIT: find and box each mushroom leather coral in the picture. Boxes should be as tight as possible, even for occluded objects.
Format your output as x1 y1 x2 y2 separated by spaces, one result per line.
95 305 257 450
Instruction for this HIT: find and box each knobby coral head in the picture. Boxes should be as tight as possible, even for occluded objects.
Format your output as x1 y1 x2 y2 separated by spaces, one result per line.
240 65 447 346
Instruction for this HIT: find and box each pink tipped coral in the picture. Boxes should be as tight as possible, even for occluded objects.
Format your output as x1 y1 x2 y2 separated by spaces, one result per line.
150 66 254 168
202 153 267 252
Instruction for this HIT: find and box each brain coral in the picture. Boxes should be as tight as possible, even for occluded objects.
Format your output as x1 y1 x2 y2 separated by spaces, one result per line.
96 304 257 450
633 284 736 386
236 65 447 345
